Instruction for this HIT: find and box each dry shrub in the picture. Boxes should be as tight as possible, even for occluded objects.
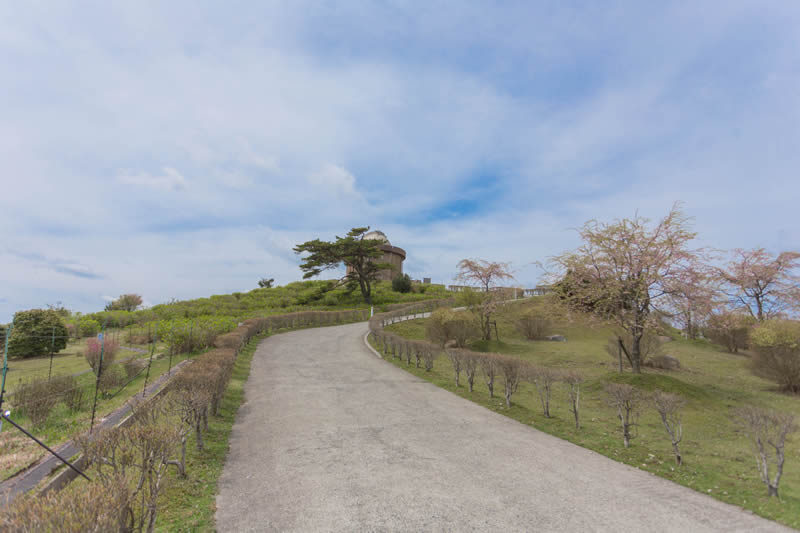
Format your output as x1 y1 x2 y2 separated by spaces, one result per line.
425 308 475 348
605 383 640 448
736 406 797 497
445 348 463 386
0 475 130 533
10 377 59 427
98 365 124 395
124 357 147 379
421 344 436 371
85 337 119 375
563 371 583 429
479 353 498 398
651 390 686 465
494 354 524 407
529 366 560 417
514 310 552 340
460 350 479 392
76 405 181 533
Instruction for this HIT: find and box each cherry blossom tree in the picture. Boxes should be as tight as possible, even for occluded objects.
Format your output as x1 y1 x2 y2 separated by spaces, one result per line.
551 204 703 373
455 259 514 340
716 248 800 321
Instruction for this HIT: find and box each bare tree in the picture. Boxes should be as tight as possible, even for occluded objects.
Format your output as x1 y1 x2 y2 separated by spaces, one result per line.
514 309 552 340
651 390 685 465
530 366 560 418
479 354 498 398
461 350 479 393
736 406 797 497
494 354 524 407
456 259 514 340
445 347 463 386
563 371 583 429
605 383 640 448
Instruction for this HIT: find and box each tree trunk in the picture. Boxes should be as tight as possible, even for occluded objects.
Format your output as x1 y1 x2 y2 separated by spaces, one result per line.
630 334 642 374
672 442 682 466
768 484 778 497
195 421 204 451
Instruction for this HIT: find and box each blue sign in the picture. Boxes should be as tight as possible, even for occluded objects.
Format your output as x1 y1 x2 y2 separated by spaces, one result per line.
97 333 103 341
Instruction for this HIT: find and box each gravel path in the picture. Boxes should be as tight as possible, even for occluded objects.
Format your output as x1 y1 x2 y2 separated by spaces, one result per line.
215 322 790 532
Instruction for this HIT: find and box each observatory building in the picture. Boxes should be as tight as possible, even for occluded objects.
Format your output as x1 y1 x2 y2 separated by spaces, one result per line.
347 230 406 282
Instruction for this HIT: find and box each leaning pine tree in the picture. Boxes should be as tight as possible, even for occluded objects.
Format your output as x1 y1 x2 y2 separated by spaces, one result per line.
294 227 392 305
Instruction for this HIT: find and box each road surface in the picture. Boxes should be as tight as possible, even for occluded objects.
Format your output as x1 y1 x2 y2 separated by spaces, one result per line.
215 322 789 532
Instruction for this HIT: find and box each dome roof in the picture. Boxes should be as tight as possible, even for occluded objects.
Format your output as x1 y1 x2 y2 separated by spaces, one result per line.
364 230 390 245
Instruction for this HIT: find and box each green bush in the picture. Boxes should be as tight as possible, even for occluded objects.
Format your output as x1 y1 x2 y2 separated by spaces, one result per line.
392 274 413 293
750 320 800 393
78 317 101 337
7 309 68 359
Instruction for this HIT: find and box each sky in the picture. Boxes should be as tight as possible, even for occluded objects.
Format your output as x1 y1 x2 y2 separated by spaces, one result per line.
1 1 800 322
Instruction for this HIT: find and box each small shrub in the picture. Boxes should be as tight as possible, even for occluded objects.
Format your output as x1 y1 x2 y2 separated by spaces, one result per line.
10 377 59 427
651 390 685 465
0 475 130 532
705 312 754 353
749 320 800 393
563 371 583 429
529 366 560 417
85 338 119 375
98 365 124 395
124 358 147 379
605 383 640 448
392 274 413 293
514 310 551 340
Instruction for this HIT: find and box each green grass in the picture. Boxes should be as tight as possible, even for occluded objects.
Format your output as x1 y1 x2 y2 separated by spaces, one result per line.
154 333 262 531
382 299 800 529
2 334 163 387
0 350 187 481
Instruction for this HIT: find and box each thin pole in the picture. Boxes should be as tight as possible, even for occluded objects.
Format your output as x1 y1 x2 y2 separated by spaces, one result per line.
89 322 108 433
48 326 55 381
167 322 175 376
141 324 158 398
1 413 91 481
0 324 13 427
618 339 624 374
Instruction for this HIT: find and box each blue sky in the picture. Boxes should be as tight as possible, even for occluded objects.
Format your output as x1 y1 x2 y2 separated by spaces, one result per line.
1 2 799 321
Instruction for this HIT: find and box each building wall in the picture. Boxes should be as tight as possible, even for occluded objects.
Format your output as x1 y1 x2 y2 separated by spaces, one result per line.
346 244 405 282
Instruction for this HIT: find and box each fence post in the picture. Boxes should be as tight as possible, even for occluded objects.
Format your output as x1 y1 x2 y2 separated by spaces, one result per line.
47 326 55 381
0 323 13 432
89 322 108 433
142 323 159 397
167 322 175 376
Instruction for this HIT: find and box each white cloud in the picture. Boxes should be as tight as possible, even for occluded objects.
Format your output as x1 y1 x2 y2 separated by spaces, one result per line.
117 167 187 191
307 164 359 197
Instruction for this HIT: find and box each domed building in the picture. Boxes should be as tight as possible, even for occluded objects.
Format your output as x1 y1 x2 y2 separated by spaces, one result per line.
347 230 406 282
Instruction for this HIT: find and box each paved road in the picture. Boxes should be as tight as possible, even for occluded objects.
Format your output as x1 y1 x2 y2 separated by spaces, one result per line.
216 322 789 532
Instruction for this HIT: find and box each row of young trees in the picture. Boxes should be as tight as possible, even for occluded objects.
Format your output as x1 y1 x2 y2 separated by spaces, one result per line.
2 308 371 531
369 301 797 499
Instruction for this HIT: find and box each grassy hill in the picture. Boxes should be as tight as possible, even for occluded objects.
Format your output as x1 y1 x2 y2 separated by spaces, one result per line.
78 280 450 327
383 297 800 528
